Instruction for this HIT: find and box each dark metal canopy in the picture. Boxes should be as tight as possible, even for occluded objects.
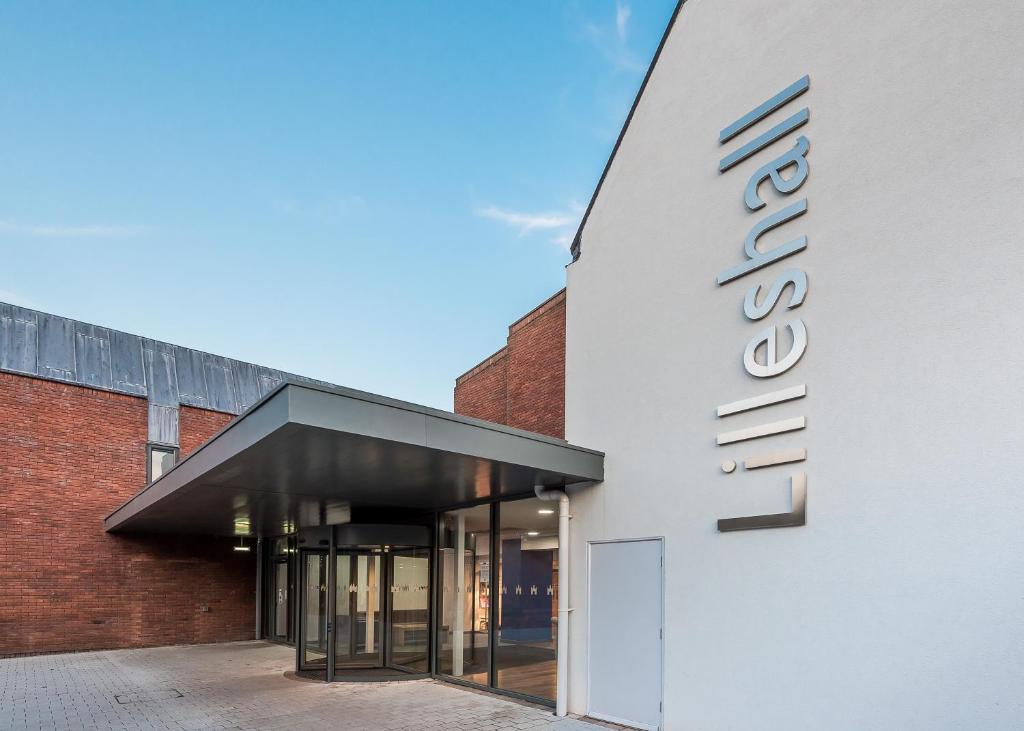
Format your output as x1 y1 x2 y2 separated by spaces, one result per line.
105 381 604 537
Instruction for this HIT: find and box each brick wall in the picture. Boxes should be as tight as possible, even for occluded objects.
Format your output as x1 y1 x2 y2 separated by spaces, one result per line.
180 405 234 457
453 348 508 424
455 289 566 438
0 372 254 656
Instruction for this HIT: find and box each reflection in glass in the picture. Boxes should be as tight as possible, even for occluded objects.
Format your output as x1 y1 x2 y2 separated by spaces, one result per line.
335 553 382 668
273 561 289 639
388 548 430 672
437 505 491 685
302 552 328 669
496 498 559 700
149 446 175 481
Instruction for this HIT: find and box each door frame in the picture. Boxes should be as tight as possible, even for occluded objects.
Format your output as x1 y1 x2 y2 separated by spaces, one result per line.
298 542 433 680
586 536 665 731
385 547 432 674
334 548 386 670
268 557 292 643
297 548 331 678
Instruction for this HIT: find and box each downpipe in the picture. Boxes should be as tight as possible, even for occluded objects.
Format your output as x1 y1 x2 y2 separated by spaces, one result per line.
535 484 570 717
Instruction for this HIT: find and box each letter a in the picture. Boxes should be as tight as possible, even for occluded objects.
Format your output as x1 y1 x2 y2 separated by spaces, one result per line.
744 136 810 211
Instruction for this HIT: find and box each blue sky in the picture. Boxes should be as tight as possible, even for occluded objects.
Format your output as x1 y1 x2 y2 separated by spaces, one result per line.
0 0 676 409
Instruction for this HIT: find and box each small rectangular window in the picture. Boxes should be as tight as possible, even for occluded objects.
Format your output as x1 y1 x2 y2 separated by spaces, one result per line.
147 444 178 482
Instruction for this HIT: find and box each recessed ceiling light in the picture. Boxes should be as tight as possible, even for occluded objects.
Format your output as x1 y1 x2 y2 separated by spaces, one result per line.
538 509 554 515
527 531 540 536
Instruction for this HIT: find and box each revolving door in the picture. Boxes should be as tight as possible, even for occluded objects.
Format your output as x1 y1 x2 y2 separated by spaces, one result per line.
297 526 431 680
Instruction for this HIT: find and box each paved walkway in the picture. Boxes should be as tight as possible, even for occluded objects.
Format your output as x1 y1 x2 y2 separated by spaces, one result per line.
0 641 609 731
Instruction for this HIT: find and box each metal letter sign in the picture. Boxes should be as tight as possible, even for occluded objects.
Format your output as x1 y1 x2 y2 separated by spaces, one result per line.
714 76 813 532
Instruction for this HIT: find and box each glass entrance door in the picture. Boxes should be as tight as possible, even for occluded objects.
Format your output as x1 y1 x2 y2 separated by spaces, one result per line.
300 551 329 673
297 542 431 678
387 548 430 672
270 559 291 642
335 551 383 668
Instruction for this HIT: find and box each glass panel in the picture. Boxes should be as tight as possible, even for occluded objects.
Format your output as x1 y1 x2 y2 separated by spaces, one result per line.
437 505 491 685
335 554 352 659
273 561 289 639
360 555 382 661
149 447 175 481
335 553 382 668
272 537 291 557
388 548 430 672
302 552 328 669
495 498 559 700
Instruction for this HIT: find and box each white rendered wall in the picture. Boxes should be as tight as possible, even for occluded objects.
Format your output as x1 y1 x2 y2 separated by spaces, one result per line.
564 0 1024 728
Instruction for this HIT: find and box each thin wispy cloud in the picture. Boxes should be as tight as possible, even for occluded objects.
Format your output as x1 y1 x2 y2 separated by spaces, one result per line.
616 2 632 42
476 202 584 250
565 1 656 142
0 220 146 238
575 1 644 73
551 230 576 251
476 206 575 234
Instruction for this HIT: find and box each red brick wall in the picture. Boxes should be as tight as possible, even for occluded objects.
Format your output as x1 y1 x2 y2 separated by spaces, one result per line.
0 372 254 656
454 348 508 424
455 289 566 439
506 291 566 437
180 405 234 457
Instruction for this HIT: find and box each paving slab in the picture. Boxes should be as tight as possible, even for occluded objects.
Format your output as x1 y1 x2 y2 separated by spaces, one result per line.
0 642 612 731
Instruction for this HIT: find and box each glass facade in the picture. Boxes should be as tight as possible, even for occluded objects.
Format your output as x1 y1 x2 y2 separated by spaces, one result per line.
294 542 431 678
437 504 491 685
264 536 294 644
301 552 329 669
273 562 289 638
495 498 559 700
279 496 559 702
388 548 430 671
435 497 559 702
335 552 382 667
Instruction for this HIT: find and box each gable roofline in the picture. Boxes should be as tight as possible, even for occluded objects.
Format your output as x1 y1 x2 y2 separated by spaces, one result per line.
570 0 686 262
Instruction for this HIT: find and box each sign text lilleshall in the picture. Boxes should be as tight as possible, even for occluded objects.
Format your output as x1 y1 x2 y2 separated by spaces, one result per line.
713 75 812 532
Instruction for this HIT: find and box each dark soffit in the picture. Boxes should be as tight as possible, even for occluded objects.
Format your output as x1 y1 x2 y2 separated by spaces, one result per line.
104 381 604 537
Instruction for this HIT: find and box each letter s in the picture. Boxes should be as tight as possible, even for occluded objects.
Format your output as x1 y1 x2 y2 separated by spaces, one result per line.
743 268 807 321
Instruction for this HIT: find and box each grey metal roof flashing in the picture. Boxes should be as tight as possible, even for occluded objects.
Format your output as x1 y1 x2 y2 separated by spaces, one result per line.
0 301 336 447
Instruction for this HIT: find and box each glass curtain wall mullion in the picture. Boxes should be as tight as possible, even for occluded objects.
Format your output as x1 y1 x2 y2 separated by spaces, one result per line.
431 511 442 677
326 532 337 682
381 552 391 667
489 501 499 689
294 546 301 673
291 536 297 644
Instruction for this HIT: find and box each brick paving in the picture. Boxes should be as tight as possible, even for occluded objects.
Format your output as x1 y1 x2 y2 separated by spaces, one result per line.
0 641 608 731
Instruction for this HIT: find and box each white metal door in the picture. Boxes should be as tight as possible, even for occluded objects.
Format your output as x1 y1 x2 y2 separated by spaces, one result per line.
587 538 663 730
